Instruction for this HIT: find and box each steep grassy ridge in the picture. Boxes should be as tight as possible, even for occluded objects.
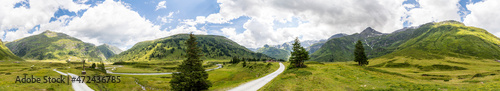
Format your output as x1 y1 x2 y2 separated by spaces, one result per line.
0 40 23 61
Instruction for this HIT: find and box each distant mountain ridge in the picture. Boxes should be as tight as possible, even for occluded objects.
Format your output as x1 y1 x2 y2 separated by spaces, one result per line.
5 30 106 61
97 44 123 58
255 33 348 60
256 46 290 60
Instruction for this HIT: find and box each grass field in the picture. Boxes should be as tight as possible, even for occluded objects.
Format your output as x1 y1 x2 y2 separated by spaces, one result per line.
0 59 280 91
0 61 73 91
261 57 500 90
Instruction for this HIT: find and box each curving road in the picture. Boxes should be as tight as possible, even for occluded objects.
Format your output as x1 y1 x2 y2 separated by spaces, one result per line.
229 62 285 91
53 69 94 91
106 64 223 75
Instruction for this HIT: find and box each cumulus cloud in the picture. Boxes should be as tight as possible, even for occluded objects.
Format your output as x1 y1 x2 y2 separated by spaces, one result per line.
158 12 175 24
463 0 500 37
402 0 462 26
0 0 89 41
36 0 206 50
155 1 167 11
212 0 407 48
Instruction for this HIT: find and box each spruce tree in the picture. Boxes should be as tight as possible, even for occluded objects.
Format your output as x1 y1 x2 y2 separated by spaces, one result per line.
289 37 309 68
242 58 247 67
170 33 212 91
354 40 368 66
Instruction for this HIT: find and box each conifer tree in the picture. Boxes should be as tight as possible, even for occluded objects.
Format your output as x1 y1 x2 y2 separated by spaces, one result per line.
354 40 369 66
289 37 309 68
170 33 211 91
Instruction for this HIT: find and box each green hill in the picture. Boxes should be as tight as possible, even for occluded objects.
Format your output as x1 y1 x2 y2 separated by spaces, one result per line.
256 46 290 60
310 20 500 62
108 34 271 62
0 39 23 61
380 21 500 59
5 30 106 61
97 44 123 58
306 33 348 54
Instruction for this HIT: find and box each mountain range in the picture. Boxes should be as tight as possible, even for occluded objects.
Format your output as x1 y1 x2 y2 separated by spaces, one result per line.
0 20 498 63
310 20 500 62
108 34 271 62
254 33 348 60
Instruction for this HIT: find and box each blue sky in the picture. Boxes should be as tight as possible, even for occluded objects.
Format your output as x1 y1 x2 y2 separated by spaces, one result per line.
1 0 499 50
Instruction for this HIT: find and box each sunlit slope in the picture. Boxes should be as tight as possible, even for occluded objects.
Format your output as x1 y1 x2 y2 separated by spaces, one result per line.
0 40 23 61
5 30 106 61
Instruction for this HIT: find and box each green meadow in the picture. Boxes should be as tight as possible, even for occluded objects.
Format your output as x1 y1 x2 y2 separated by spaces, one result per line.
261 57 500 90
0 60 280 91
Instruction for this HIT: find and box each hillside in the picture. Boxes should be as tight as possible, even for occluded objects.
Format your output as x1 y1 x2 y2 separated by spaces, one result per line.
5 30 106 61
97 44 123 58
108 34 271 62
310 20 500 62
381 21 500 59
306 33 348 54
0 39 23 61
256 46 290 60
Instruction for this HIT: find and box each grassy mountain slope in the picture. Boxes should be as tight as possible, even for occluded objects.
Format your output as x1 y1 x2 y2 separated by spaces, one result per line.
380 21 500 59
311 21 500 62
256 46 290 60
0 39 23 61
306 33 348 54
108 34 271 62
5 30 106 61
97 44 123 58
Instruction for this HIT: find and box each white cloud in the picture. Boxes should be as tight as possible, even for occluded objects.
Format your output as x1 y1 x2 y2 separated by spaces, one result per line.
0 0 90 41
158 12 174 24
220 28 236 36
55 0 176 49
155 1 166 11
206 0 407 48
2 0 207 50
403 0 462 26
463 0 500 37
38 0 205 50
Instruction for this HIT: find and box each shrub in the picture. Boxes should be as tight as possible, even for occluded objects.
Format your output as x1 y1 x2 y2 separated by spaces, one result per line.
418 64 467 71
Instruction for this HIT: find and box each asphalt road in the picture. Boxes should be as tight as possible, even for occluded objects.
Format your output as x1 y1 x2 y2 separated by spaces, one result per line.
53 69 94 91
228 62 285 91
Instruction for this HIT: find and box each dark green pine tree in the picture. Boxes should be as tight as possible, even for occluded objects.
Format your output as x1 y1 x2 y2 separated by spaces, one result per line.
354 40 369 66
170 33 212 91
289 37 309 68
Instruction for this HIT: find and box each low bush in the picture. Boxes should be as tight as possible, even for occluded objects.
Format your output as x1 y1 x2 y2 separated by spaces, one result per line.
417 64 467 71
304 61 324 65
